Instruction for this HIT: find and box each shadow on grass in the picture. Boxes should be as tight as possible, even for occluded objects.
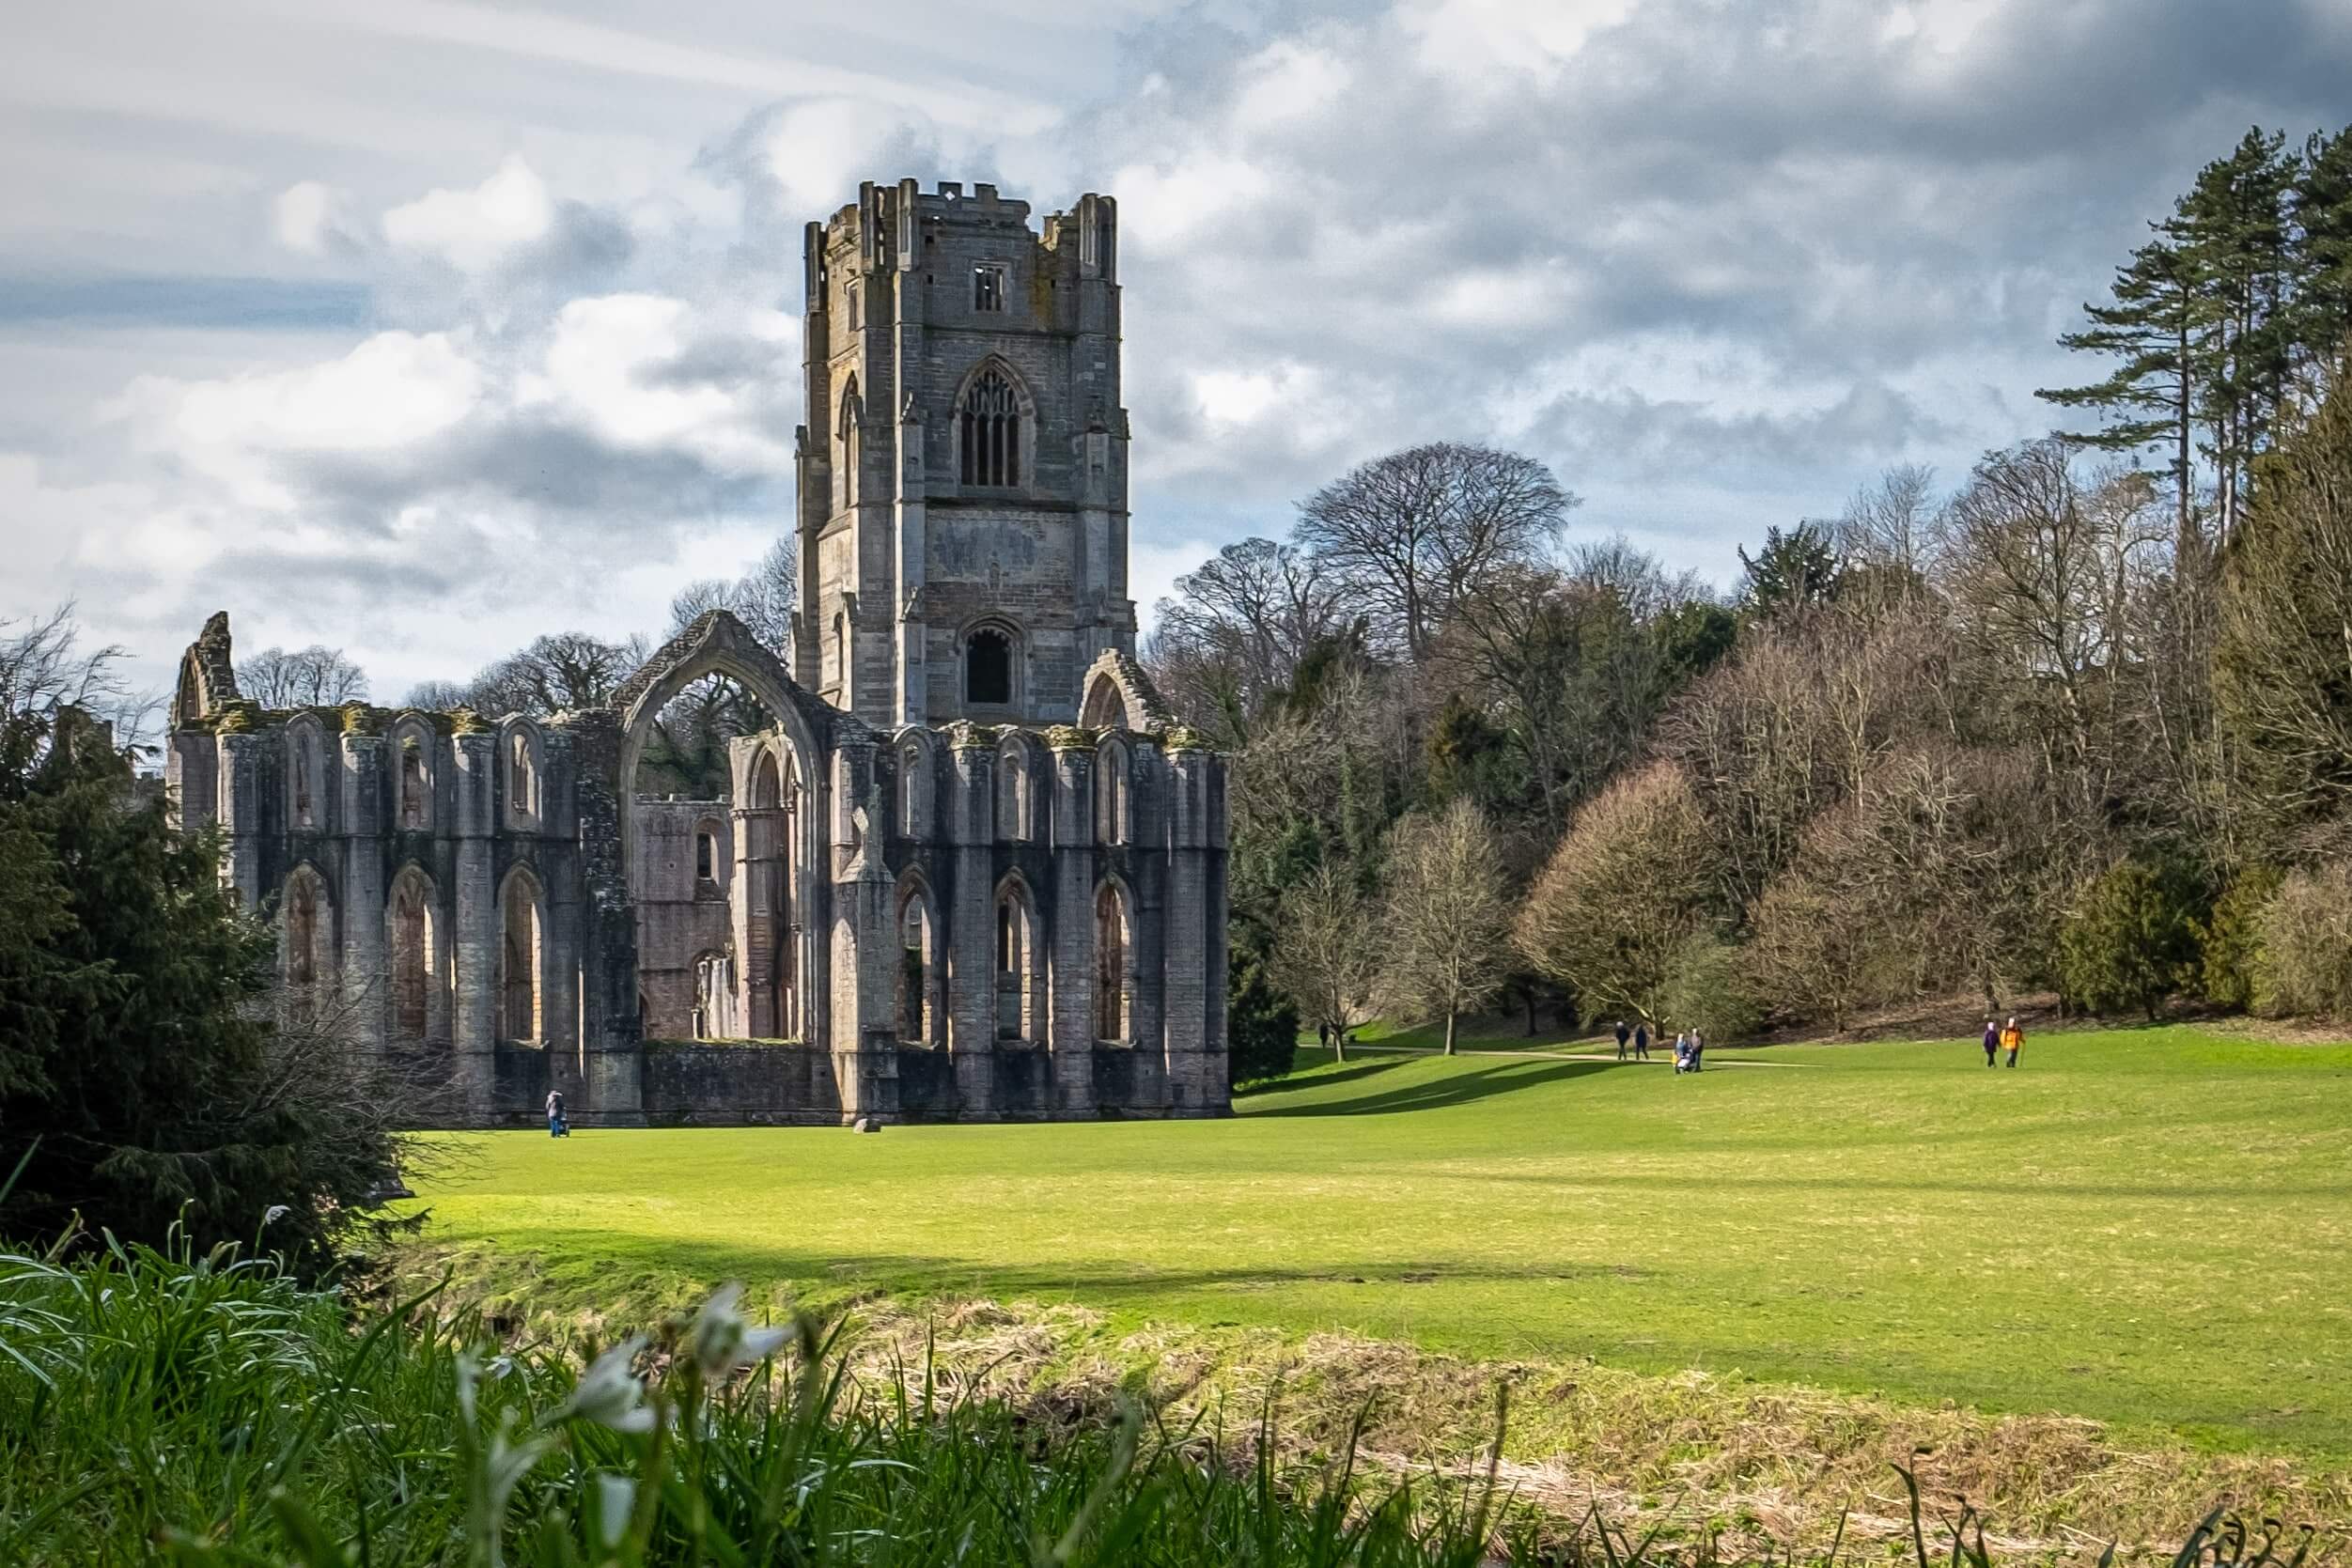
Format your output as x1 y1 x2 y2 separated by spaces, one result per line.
1236 1055 1413 1100
1252 1059 1612 1117
472 1227 1652 1298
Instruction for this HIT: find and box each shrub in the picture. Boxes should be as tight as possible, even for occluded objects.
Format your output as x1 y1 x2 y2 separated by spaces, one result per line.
1228 943 1301 1088
2251 862 2352 1018
1517 762 1719 1023
2198 865 2282 1011
2054 856 2204 1020
1659 934 1762 1043
0 709 411 1274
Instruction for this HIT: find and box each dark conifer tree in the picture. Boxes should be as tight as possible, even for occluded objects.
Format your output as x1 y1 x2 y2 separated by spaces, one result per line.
2038 236 2203 555
2288 125 2352 384
1736 523 1841 620
2169 128 2297 541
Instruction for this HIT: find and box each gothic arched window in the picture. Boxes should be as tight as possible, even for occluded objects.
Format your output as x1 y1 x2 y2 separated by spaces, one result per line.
959 366 1020 488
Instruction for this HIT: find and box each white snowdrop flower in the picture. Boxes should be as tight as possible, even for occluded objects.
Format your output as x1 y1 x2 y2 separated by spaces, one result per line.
689 1283 788 1378
262 1204 291 1225
546 1336 655 1433
595 1472 635 1547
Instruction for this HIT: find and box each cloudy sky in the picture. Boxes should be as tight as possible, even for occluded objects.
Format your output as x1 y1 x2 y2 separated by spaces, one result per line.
6 0 2347 704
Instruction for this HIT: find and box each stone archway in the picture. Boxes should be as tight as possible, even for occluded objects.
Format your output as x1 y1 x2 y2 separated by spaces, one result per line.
609 610 832 1048
610 610 829 892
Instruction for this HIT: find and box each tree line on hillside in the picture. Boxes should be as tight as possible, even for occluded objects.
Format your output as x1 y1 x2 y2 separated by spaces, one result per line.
1161 123 2352 1066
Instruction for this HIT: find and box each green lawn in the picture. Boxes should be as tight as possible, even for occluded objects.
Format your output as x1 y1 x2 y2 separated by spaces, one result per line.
406 1027 2352 1457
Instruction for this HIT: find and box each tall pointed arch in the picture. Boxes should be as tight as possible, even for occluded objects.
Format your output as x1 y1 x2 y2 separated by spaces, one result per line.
1094 877 1136 1043
837 373 864 512
282 862 335 1022
953 355 1034 489
992 872 1046 1043
895 870 944 1047
386 863 444 1045
499 863 547 1043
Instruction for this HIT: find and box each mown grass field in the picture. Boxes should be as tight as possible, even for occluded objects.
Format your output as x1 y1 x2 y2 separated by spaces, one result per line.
404 1026 2352 1459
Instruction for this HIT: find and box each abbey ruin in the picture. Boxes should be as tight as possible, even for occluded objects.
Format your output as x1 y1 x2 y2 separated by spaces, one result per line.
164 180 1231 1127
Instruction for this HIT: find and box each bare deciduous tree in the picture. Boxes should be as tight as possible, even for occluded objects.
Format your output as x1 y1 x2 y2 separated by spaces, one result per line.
235 644 369 709
670 537 796 656
460 630 650 718
1293 442 1576 662
1269 862 1380 1059
1377 798 1511 1054
1145 536 1349 737
2215 377 2352 838
1 603 148 746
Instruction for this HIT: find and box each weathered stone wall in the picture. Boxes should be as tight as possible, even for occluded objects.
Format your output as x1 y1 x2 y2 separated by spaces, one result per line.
631 800 735 1038
640 1043 841 1125
166 179 1230 1134
797 179 1133 731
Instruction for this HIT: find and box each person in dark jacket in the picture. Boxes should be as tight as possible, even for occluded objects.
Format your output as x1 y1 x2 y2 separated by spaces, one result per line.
1982 1018 2000 1067
1632 1021 1650 1061
1613 1019 1631 1060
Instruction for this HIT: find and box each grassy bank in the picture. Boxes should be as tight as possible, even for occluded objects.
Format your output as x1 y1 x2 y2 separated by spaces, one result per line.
6 1235 2334 1565
401 1027 2352 1458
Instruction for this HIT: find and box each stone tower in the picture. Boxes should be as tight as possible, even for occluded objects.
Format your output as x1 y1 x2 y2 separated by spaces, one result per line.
791 179 1135 728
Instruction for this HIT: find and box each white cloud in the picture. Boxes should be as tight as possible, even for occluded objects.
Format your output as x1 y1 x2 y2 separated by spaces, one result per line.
517 293 794 472
112 331 483 507
382 154 555 272
273 179 357 255
1398 0 1635 79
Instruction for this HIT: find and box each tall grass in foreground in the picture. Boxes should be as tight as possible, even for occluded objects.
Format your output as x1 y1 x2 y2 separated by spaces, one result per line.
0 1234 2321 1567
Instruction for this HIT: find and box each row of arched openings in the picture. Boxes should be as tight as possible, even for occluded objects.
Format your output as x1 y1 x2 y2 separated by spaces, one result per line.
279 862 549 1048
895 735 1133 846
891 875 1136 1048
284 722 546 836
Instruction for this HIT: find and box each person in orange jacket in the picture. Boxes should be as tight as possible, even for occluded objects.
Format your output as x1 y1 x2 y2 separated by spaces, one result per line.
2000 1017 2023 1068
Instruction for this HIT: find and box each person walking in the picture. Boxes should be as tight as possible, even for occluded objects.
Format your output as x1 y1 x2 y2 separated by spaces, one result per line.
2001 1017 2023 1068
1613 1019 1631 1061
1673 1031 1690 1073
1690 1029 1706 1072
1982 1017 2000 1068
546 1089 567 1138
1633 1021 1650 1061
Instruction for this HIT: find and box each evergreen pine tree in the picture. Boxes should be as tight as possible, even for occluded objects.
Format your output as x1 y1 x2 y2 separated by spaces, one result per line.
2038 236 2203 554
2168 128 2297 541
2288 125 2352 383
1736 522 1841 619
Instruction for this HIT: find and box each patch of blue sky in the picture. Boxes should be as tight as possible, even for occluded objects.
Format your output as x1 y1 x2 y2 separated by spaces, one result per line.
0 274 371 331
